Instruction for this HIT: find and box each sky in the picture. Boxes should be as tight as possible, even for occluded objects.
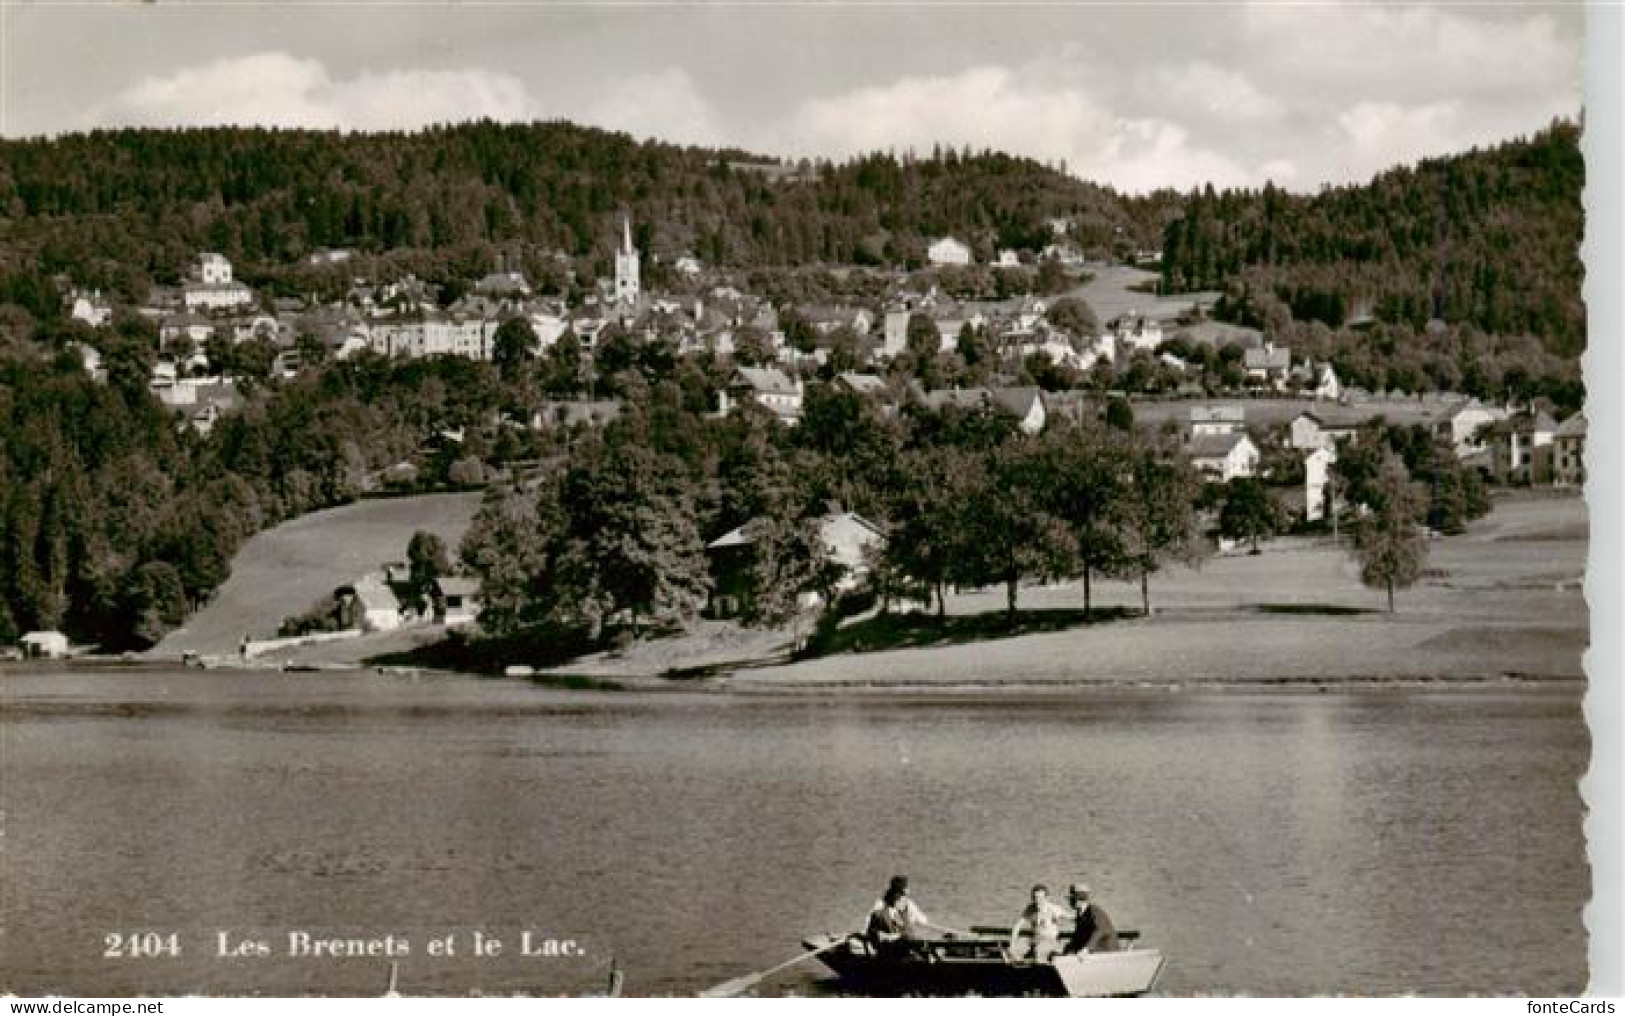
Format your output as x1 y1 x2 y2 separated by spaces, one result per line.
0 2 1589 194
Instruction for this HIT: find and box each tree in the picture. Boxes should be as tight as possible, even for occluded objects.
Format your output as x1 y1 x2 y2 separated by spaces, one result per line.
406 530 450 614
883 447 978 619
492 316 538 383
1048 427 1126 617
121 560 189 648
558 438 709 636
1119 453 1205 615
458 486 559 636
1046 296 1099 339
1350 453 1429 612
1219 478 1283 554
1104 396 1134 431
957 444 1075 619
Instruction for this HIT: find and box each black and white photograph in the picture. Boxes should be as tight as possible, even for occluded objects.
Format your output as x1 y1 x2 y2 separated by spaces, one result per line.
0 0 1614 999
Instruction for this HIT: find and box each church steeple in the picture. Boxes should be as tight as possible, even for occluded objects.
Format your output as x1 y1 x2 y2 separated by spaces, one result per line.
614 213 640 305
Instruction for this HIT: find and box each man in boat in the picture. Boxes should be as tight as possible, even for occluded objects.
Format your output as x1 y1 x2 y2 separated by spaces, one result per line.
865 876 952 955
1007 883 1069 962
1061 882 1119 954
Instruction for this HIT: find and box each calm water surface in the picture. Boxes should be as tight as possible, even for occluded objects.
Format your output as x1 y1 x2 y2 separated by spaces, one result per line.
0 667 1588 996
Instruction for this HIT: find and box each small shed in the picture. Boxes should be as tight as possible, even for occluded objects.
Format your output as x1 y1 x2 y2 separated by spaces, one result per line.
20 631 70 659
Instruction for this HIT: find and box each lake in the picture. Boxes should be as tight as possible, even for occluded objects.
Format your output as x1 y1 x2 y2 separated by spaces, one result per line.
0 667 1588 996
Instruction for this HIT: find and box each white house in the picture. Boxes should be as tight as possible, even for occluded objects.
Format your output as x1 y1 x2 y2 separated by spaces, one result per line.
994 250 1022 268
20 631 70 659
68 290 113 328
1305 445 1337 522
927 237 973 266
184 253 255 312
1188 432 1260 482
1435 400 1509 458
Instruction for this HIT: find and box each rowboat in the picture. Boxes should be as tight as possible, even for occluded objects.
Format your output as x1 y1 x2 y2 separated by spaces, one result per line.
799 929 1165 997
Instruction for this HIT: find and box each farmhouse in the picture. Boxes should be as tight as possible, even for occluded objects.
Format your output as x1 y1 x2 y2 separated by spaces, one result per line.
1188 432 1260 482
1435 400 1508 458
705 510 885 618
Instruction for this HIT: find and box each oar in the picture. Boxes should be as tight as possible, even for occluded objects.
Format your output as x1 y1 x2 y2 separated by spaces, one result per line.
699 938 844 998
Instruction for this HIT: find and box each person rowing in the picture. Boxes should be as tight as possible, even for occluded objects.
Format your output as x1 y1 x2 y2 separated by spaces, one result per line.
1061 882 1119 954
866 876 960 954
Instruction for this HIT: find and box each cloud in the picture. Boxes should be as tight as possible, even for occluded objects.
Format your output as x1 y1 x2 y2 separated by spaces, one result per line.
88 52 537 130
773 65 1262 193
1139 62 1285 123
577 68 727 148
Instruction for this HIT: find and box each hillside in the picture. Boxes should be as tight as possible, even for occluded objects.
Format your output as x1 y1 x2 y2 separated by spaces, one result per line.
152 492 481 658
0 121 1173 304
1159 121 1584 361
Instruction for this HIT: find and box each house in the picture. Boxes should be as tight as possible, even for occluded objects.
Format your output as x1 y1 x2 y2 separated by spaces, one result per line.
725 367 804 424
989 386 1047 435
1304 446 1337 522
705 510 885 617
1504 410 1558 485
1243 342 1292 388
1188 432 1260 482
1190 405 1246 438
1435 400 1509 458
68 289 113 328
183 253 255 312
434 576 482 627
1553 413 1587 486
923 387 1046 435
834 371 888 398
1289 410 1360 452
994 250 1022 269
351 576 402 632
20 631 70 659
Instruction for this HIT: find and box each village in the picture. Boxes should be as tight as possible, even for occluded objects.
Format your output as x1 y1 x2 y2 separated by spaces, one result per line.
17 213 1587 665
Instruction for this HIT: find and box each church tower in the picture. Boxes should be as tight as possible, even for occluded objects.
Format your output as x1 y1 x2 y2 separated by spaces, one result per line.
614 215 640 305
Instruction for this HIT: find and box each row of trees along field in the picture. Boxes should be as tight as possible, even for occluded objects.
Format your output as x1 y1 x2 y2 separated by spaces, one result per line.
459 375 1453 654
1159 120 1584 410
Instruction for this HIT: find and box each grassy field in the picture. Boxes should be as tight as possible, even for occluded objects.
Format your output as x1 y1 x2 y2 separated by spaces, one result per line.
534 491 1586 691
152 492 482 658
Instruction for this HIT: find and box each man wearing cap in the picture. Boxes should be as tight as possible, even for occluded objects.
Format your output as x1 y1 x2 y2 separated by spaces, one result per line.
1062 883 1119 954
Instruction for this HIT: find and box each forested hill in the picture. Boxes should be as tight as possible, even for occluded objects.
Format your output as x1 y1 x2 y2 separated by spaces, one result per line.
1160 120 1584 360
0 121 1174 299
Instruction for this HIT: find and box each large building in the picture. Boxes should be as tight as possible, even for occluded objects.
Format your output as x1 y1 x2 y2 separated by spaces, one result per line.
615 216 641 305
